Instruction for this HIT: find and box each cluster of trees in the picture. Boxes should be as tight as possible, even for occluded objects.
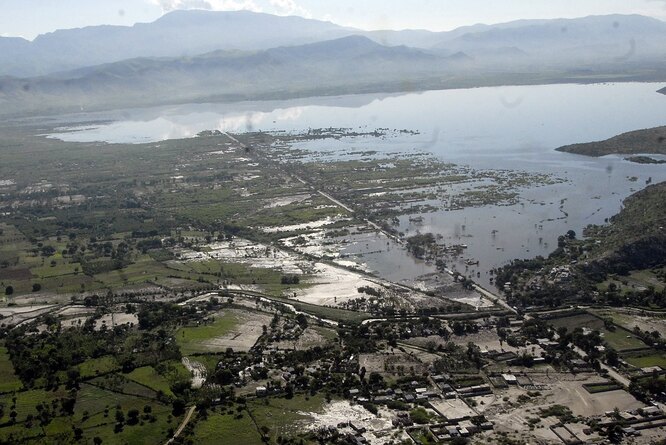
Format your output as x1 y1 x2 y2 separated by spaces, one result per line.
5 320 119 387
138 303 198 330
601 285 666 309
357 285 382 297
405 233 439 260
280 275 300 285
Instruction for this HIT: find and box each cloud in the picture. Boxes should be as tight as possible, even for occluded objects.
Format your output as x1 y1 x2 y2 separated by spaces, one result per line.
151 0 310 17
151 0 261 12
268 0 311 17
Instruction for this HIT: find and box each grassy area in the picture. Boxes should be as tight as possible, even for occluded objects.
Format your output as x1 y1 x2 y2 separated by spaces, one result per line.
193 411 263 445
602 329 646 351
549 313 604 331
78 356 119 378
188 354 225 374
0 346 22 393
126 366 178 397
268 294 370 324
597 269 666 294
0 387 67 423
624 352 666 369
76 383 176 445
451 375 485 389
547 312 647 351
247 394 327 442
176 312 239 355
583 382 623 393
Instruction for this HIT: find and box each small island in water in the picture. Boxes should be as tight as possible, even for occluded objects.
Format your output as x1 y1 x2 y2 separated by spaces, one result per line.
556 125 666 157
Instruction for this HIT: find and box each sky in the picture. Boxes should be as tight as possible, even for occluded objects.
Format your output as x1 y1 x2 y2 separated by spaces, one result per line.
2 0 666 40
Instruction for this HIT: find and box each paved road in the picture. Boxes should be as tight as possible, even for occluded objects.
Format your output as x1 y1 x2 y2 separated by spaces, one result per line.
471 283 518 315
572 345 631 387
166 405 197 445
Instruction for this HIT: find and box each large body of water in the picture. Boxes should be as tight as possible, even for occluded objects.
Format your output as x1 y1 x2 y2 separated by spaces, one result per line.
52 83 666 288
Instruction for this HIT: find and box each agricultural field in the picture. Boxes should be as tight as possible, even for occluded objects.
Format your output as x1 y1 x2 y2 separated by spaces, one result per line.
192 411 263 445
547 312 647 351
247 394 328 442
592 307 666 337
623 351 666 369
176 308 271 354
0 345 22 392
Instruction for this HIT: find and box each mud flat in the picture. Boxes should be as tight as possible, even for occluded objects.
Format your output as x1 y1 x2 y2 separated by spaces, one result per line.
291 262 388 307
301 400 408 445
201 309 271 352
94 312 139 330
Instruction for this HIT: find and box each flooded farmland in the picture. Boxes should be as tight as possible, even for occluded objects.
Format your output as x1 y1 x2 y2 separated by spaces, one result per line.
49 82 666 289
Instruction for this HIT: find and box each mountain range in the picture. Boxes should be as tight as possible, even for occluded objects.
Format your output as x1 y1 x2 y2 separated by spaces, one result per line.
2 11 666 77
1 11 665 117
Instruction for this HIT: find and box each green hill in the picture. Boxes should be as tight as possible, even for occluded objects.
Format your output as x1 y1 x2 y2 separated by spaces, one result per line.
556 126 666 157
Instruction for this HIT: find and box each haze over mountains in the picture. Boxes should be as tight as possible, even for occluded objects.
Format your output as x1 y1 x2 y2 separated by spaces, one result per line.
1 10 665 116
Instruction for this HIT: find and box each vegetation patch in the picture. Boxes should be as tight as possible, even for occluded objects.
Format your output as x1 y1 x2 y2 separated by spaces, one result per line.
582 381 623 393
176 311 239 355
0 346 22 393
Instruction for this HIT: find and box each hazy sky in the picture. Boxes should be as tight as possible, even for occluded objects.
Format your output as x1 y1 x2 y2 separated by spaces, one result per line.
2 0 666 39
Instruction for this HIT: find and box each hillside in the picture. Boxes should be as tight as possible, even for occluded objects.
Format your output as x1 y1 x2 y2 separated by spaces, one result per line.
0 10 353 77
435 14 666 62
556 126 666 156
496 182 666 308
589 182 666 272
0 36 465 116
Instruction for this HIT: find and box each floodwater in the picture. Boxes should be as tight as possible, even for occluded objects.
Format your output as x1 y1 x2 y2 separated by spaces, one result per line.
50 83 666 288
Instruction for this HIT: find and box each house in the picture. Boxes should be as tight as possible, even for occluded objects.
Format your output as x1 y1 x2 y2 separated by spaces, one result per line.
502 374 518 385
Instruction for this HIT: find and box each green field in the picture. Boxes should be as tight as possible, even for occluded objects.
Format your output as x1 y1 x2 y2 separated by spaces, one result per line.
624 352 666 369
247 394 327 442
75 383 176 445
547 312 647 351
0 346 22 393
193 411 263 445
268 294 371 324
78 356 119 378
126 367 176 397
0 388 66 423
582 382 623 393
602 329 647 351
176 312 239 355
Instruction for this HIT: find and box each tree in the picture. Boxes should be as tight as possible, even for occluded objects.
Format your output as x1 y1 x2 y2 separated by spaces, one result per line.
32 283 41 292
172 399 186 416
409 407 430 424
5 286 13 296
295 313 308 329
126 408 140 425
606 349 620 367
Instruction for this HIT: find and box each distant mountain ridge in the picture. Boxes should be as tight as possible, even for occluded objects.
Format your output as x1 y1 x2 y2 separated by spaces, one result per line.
1 11 666 77
2 12 666 117
0 36 456 115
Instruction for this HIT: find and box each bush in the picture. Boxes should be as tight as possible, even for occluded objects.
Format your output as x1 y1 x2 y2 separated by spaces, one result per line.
363 403 378 415
410 407 430 424
281 275 300 285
